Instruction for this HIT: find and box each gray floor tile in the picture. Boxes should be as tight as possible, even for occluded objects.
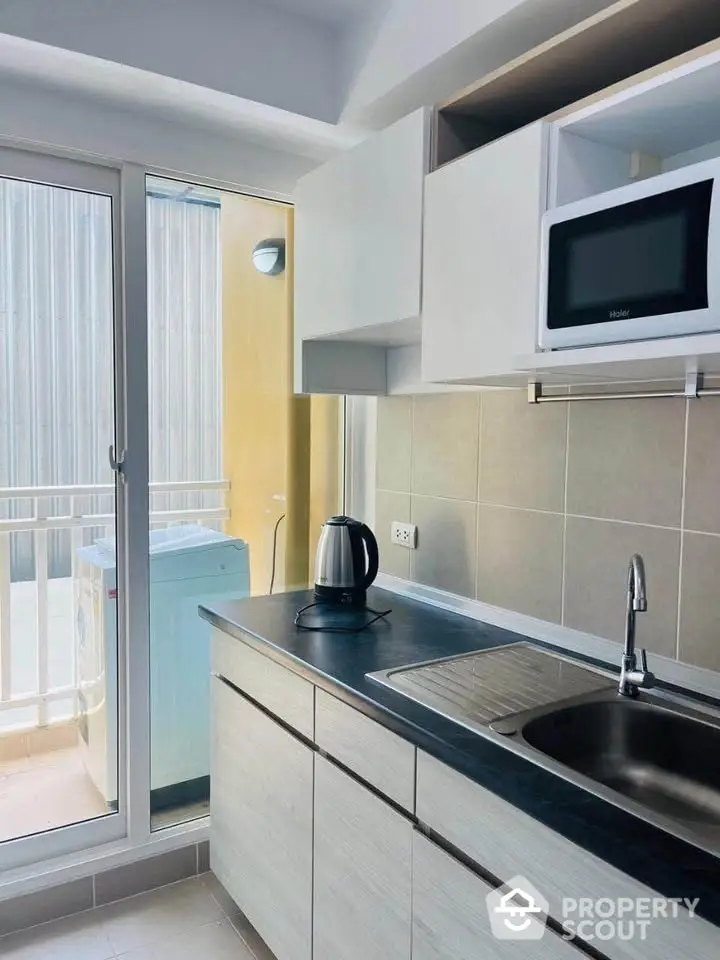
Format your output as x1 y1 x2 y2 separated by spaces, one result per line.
0 909 114 960
116 917 253 959
204 873 274 959
98 876 222 956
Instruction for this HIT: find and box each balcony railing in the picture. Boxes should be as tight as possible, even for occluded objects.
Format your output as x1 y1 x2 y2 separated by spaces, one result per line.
0 480 230 730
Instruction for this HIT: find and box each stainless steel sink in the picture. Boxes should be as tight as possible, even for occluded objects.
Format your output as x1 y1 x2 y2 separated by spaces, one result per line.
368 644 720 852
492 693 720 827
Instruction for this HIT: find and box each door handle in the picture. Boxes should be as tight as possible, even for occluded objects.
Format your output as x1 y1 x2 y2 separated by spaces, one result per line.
109 444 127 483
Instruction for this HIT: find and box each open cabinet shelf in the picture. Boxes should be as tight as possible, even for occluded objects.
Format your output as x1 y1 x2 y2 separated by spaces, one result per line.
434 0 720 169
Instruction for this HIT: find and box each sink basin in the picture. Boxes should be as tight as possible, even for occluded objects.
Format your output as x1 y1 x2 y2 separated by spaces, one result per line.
368 643 720 848
517 697 720 826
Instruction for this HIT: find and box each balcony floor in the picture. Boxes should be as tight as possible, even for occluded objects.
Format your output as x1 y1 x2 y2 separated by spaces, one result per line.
0 743 109 843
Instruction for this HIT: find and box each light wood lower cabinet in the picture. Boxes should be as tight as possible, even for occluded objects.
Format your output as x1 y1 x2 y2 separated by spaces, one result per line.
211 676 313 960
313 754 413 960
413 832 584 960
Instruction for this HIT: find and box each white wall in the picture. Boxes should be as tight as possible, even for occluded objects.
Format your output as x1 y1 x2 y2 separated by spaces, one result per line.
341 0 621 127
0 77 317 196
0 0 340 122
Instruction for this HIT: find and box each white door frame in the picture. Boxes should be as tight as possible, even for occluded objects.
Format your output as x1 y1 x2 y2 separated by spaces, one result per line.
344 396 377 526
0 148 151 870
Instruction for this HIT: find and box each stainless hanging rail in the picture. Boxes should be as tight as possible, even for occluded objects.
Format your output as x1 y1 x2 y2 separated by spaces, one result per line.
527 372 720 404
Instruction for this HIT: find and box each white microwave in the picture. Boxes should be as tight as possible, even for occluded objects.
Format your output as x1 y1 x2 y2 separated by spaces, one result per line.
539 159 720 350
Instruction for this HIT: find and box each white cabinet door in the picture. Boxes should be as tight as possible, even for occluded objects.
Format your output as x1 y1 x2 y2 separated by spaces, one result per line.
422 122 548 384
313 755 412 960
413 832 584 960
294 109 429 393
211 677 313 960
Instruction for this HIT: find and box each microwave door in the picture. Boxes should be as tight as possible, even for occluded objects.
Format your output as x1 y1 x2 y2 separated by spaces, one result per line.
541 177 716 350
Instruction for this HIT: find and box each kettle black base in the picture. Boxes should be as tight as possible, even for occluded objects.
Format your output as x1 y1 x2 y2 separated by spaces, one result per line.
314 582 368 609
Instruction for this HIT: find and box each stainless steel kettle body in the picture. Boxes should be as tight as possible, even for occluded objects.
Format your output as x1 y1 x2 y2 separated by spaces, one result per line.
314 516 379 607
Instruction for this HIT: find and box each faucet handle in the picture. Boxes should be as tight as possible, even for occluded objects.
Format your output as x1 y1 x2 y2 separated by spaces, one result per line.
639 648 649 672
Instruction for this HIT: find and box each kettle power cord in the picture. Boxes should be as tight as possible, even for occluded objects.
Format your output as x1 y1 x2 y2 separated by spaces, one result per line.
269 513 286 595
294 600 391 633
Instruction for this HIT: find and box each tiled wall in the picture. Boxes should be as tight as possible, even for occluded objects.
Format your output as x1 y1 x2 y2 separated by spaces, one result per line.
376 389 720 674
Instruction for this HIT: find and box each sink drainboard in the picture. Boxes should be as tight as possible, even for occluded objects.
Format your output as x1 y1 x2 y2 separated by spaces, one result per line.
368 643 614 730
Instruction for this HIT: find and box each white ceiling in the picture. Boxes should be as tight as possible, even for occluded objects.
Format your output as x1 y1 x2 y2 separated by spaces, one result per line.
266 0 376 23
0 0 389 122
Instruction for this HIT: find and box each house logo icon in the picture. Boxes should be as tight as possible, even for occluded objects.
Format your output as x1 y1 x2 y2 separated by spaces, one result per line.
485 876 549 940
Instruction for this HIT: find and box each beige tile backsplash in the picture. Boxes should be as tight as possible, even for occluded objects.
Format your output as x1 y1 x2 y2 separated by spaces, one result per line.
566 397 686 526
479 389 567 513
411 495 477 597
412 393 480 500
376 389 720 674
476 504 564 623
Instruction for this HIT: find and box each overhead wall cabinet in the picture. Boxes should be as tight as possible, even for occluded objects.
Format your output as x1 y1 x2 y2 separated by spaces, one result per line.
293 0 720 395
421 122 547 385
294 108 430 395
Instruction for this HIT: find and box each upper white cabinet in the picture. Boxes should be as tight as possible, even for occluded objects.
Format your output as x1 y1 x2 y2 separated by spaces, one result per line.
294 108 430 395
422 122 548 385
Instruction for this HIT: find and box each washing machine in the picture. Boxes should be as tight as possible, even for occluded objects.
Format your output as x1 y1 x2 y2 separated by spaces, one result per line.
75 525 250 809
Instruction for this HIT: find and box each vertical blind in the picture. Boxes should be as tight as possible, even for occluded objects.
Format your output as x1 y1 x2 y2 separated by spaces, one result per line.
0 179 222 579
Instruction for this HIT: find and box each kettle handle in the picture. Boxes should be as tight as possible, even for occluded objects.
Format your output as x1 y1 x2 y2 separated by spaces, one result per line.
357 523 379 590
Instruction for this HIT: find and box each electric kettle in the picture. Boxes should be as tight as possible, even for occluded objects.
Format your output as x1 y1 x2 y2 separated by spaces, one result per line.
314 516 379 607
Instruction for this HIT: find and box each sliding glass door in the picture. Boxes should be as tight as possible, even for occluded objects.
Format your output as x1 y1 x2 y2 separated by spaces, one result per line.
0 148 130 869
0 144 344 871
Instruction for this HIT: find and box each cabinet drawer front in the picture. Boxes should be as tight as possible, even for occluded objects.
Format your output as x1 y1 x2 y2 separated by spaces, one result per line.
315 689 415 811
413 832 583 960
314 755 412 960
212 627 313 739
211 677 313 960
416 752 720 960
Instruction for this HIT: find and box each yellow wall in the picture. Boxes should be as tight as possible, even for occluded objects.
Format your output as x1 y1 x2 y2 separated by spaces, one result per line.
221 194 340 595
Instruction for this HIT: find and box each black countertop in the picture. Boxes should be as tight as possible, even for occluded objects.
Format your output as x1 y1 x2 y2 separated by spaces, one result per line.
200 587 720 926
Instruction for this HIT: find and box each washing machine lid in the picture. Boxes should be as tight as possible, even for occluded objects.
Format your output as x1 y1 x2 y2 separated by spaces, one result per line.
95 524 243 559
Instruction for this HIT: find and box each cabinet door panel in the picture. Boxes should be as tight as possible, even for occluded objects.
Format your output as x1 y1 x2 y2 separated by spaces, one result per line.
295 109 427 342
212 628 314 739
313 755 412 960
211 677 313 960
422 122 547 383
314 689 415 811
413 832 583 960
416 751 720 960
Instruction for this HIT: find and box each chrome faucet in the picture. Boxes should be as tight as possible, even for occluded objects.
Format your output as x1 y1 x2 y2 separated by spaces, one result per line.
619 554 655 697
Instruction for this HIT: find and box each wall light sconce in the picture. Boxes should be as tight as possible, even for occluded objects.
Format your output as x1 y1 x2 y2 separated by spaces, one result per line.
252 238 286 275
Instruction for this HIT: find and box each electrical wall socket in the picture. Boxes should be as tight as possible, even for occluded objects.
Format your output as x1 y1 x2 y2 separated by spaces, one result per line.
391 521 417 550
